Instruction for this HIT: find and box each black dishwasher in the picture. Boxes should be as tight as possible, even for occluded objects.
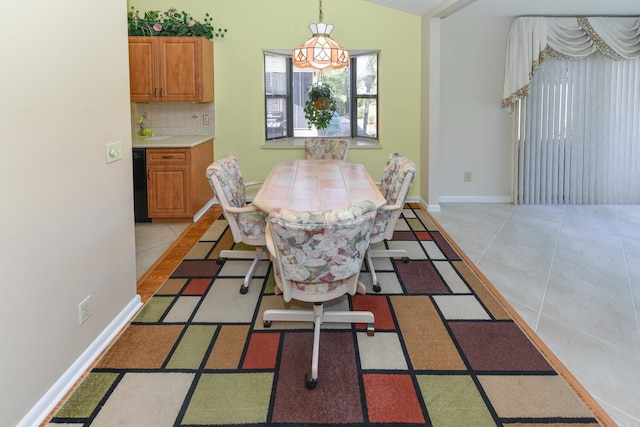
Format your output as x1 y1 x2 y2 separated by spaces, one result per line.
132 148 151 222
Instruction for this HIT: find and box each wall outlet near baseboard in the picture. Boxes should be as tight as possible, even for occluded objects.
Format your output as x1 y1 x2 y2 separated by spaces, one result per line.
79 295 92 325
464 171 472 182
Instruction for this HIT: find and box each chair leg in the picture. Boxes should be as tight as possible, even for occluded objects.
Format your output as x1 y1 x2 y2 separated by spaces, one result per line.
368 248 410 261
367 247 410 293
219 247 267 294
240 247 265 294
263 309 315 325
306 303 323 390
365 250 380 293
219 249 257 262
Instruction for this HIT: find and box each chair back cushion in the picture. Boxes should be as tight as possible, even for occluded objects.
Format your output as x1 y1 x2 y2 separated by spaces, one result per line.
206 155 246 208
304 138 349 160
268 201 376 299
206 156 266 244
380 153 415 204
372 153 417 240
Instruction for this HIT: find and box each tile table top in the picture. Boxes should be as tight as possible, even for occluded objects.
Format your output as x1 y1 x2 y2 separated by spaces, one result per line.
253 160 385 213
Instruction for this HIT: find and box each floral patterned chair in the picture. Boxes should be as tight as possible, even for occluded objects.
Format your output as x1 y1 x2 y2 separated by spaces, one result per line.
366 153 416 292
263 200 377 389
304 138 350 160
206 155 267 294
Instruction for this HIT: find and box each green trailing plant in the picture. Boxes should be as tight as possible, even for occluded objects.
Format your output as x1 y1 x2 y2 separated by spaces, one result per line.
127 7 227 39
303 82 337 130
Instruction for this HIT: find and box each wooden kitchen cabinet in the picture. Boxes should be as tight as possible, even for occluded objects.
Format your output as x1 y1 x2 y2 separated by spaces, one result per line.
128 37 214 102
146 139 213 221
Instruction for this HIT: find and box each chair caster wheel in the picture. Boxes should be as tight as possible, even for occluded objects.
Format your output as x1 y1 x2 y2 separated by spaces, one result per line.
373 284 381 293
263 320 272 328
402 257 410 263
239 285 248 294
305 373 317 390
216 258 226 265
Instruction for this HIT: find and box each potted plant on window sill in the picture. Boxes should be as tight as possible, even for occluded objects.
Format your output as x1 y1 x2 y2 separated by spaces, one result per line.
304 82 337 130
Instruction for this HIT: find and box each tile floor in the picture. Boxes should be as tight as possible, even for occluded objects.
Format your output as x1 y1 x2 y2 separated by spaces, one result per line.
430 203 640 427
135 221 190 280
135 204 640 426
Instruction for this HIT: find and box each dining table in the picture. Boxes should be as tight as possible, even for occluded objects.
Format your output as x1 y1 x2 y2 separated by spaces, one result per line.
252 159 386 214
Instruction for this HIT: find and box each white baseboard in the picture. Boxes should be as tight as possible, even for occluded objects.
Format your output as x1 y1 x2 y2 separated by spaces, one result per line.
19 295 143 427
410 197 440 212
412 196 512 212
194 198 215 222
438 195 512 203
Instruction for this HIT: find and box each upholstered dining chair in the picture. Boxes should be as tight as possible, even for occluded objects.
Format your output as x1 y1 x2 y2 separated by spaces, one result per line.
263 200 377 389
366 153 417 292
304 138 349 160
206 155 267 294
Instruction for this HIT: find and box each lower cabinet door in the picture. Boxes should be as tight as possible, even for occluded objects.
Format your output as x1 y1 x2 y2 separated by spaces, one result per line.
147 164 190 218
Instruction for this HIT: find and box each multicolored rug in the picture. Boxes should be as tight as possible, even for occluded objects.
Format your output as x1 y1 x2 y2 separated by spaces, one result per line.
47 203 611 426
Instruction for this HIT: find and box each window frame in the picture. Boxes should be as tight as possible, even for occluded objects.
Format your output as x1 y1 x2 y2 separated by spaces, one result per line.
264 50 379 142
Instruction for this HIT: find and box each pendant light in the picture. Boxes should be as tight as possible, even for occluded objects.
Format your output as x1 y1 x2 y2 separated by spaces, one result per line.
292 0 349 70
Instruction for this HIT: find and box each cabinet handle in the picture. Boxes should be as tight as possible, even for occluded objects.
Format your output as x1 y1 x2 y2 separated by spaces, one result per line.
154 88 157 97
162 155 174 159
160 88 163 98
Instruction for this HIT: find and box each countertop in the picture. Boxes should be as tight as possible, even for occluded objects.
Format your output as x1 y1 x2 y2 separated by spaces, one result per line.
131 134 214 149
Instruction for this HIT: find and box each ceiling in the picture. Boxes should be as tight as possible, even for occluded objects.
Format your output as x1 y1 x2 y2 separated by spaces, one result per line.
364 0 640 17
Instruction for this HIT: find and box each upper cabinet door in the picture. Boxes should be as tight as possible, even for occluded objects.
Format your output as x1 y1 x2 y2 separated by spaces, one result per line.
128 37 157 102
128 37 214 103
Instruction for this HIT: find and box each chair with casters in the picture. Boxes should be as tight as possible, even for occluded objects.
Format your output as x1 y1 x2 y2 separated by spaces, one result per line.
366 153 417 293
304 138 350 160
263 200 377 390
206 155 267 294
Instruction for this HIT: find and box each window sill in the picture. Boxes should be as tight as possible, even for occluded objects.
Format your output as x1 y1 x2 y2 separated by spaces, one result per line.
261 137 382 149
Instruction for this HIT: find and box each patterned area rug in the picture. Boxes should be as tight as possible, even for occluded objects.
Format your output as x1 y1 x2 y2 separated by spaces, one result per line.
47 203 611 426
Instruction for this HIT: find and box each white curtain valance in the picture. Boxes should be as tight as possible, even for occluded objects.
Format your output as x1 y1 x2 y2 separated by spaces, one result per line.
502 16 640 107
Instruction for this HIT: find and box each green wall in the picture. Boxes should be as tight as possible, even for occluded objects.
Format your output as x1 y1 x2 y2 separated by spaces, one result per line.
128 0 421 193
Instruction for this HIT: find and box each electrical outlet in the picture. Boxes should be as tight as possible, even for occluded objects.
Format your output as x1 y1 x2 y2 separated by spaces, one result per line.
203 115 209 125
79 295 92 325
464 171 472 182
106 141 123 163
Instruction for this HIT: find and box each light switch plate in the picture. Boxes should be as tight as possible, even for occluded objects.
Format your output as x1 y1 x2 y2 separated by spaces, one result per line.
106 141 123 163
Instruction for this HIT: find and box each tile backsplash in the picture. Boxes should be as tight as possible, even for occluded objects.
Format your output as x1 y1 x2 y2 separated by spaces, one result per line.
131 102 215 136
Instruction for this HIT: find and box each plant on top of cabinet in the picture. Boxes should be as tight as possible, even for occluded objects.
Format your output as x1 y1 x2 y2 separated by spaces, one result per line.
128 7 227 39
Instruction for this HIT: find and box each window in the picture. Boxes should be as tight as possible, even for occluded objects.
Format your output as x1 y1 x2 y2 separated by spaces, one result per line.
264 51 378 141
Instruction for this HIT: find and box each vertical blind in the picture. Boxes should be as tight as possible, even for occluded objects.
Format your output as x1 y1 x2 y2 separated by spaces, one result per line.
518 53 640 204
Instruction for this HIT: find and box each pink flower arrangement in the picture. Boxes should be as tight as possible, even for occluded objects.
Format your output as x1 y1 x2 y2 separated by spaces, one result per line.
127 6 227 39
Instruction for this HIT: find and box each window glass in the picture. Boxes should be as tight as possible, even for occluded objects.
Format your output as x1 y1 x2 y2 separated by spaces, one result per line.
294 67 350 138
264 55 289 139
355 54 377 138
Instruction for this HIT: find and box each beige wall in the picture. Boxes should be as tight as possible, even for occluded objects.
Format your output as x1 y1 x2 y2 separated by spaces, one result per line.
439 16 515 202
129 0 422 193
0 1 137 425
